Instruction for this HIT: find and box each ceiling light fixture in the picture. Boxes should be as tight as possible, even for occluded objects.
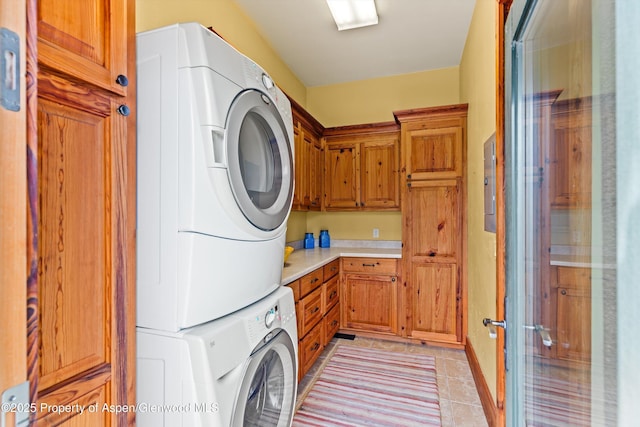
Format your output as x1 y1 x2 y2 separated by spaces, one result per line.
326 0 379 31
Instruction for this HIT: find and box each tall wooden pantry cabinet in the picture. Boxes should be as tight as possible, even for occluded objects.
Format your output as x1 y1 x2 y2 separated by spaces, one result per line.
394 105 468 346
26 0 137 425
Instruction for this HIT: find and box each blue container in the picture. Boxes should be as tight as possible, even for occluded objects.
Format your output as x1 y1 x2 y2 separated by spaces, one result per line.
303 232 315 249
319 230 330 248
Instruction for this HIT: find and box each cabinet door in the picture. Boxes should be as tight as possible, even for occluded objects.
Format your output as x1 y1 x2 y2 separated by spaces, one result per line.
308 131 323 210
292 125 306 209
324 142 360 209
550 101 592 208
409 262 459 343
342 273 397 334
403 124 462 180
404 180 462 344
556 287 591 362
33 0 136 424
360 138 400 210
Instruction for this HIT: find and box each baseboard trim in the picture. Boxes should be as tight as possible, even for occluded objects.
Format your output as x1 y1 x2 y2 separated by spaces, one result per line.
465 336 499 427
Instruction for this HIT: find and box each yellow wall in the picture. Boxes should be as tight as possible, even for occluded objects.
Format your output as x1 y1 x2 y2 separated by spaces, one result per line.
307 67 460 127
136 0 307 104
459 0 498 400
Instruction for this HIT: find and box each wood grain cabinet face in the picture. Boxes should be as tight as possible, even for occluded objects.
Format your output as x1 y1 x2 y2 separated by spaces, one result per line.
549 99 592 208
341 258 398 335
395 104 467 347
291 102 323 212
323 129 400 211
545 266 592 363
33 0 136 424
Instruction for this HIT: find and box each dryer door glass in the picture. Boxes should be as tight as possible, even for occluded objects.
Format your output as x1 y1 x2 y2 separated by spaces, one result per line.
226 89 293 231
232 330 297 427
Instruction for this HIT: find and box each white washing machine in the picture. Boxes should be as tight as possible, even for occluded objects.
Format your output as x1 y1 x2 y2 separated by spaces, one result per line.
136 22 295 331
137 286 298 427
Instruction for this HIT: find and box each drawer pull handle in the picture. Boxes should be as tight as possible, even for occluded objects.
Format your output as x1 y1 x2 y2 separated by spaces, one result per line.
311 277 319 283
311 342 320 351
331 320 338 327
311 306 320 314
362 263 376 267
329 290 337 299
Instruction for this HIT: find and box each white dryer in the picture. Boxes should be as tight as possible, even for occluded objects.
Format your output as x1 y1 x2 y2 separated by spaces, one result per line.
137 286 298 427
136 23 295 331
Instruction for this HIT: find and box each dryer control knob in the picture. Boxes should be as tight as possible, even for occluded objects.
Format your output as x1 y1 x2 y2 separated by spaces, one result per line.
265 309 276 328
262 74 274 90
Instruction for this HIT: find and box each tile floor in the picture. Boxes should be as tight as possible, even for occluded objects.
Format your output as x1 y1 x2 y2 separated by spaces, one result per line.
296 336 489 427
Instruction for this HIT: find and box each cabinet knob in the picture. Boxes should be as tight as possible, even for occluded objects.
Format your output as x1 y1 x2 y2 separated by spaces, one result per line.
115 74 129 87
117 105 130 116
560 289 567 296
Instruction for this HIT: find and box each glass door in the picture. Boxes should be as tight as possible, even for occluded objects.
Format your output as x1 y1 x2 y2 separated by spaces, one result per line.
505 0 620 424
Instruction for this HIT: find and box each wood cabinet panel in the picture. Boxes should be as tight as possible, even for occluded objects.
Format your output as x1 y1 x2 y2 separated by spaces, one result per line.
37 0 128 95
38 98 109 390
299 322 323 381
323 304 340 346
308 133 323 209
556 287 591 362
323 259 340 281
299 286 323 337
324 125 400 211
407 180 460 261
300 268 323 297
342 257 397 275
549 98 592 208
343 273 397 334
396 104 467 346
290 98 323 211
409 263 459 342
360 139 400 209
323 275 339 314
31 0 136 423
324 142 360 209
404 126 462 180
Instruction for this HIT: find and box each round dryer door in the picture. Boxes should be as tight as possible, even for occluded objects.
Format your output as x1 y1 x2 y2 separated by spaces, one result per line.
226 89 293 231
231 329 297 427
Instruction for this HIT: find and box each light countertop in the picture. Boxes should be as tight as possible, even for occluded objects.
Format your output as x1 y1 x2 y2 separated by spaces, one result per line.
281 246 402 285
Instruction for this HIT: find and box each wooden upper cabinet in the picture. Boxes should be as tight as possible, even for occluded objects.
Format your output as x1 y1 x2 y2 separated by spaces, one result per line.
323 122 400 211
37 0 129 95
324 141 360 209
290 97 324 211
549 97 592 208
394 104 467 180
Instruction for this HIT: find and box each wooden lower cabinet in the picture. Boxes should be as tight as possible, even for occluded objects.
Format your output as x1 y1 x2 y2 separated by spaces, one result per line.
542 266 592 362
299 322 324 379
341 258 398 335
293 260 341 380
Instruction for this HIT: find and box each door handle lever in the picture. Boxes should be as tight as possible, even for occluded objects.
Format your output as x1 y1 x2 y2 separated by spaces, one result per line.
524 324 553 347
482 318 506 338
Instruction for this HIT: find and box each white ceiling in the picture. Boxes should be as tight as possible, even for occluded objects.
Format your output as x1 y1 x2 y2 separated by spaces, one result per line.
233 0 477 87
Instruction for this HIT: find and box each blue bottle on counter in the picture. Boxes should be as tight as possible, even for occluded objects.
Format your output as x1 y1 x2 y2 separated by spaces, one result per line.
304 232 315 249
319 230 330 248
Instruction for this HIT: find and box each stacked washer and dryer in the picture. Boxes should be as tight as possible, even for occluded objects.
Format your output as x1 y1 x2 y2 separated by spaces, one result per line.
136 23 298 427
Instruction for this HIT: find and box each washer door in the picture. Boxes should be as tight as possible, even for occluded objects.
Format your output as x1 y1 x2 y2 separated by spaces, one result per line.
226 89 293 231
231 329 297 427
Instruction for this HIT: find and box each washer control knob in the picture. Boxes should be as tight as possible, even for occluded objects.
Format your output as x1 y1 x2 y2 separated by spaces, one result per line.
262 73 274 90
265 308 276 329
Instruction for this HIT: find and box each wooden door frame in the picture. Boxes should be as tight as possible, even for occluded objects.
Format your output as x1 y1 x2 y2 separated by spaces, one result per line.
0 0 29 420
495 1 513 426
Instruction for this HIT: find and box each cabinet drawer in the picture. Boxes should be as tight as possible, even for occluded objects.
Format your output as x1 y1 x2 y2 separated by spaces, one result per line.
323 275 339 314
286 279 301 302
323 303 340 346
300 268 323 297
323 259 340 281
299 286 323 336
299 322 323 380
342 257 397 274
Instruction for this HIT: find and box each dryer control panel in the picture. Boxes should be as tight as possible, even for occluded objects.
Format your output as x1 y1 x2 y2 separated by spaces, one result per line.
246 287 296 345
